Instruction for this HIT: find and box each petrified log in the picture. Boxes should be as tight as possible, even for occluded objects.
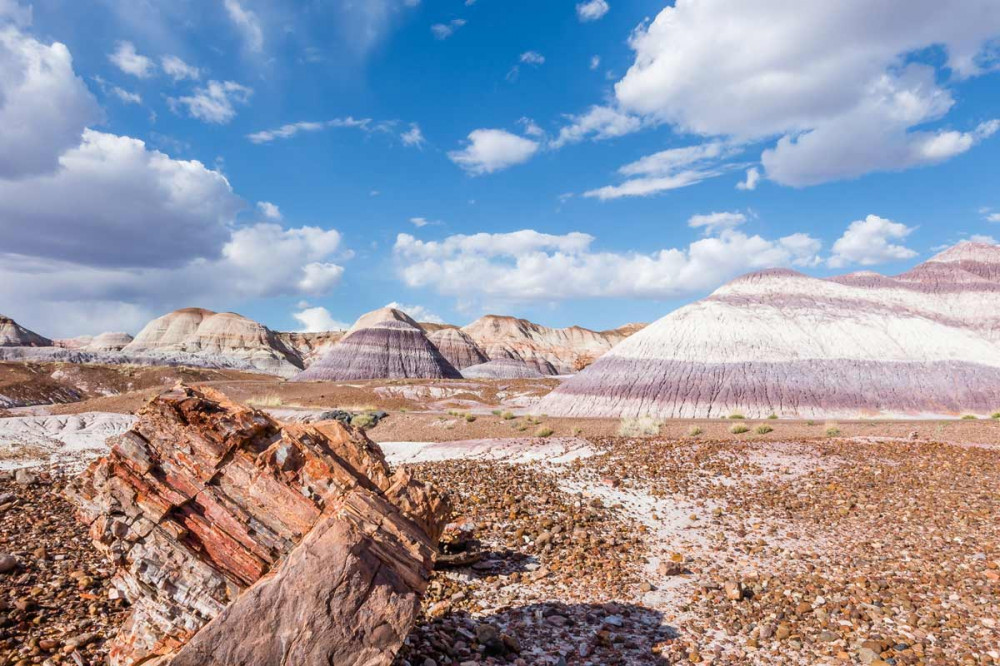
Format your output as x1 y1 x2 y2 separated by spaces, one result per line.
67 385 449 666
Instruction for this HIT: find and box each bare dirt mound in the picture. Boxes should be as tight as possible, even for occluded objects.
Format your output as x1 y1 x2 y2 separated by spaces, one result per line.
541 241 1000 419
0 315 52 347
428 328 488 370
294 320 462 382
462 358 547 379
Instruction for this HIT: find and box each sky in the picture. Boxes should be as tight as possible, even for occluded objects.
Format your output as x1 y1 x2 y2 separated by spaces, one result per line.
1 0 999 338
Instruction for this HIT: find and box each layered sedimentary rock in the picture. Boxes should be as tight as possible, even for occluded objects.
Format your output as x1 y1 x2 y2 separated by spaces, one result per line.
124 309 302 377
461 358 548 379
85 332 134 351
0 315 52 347
428 328 488 370
462 315 640 374
539 242 1000 419
66 386 449 666
346 307 421 335
276 331 345 366
294 320 461 381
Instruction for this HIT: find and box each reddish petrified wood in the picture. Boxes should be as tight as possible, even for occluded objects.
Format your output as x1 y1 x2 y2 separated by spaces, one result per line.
67 385 449 666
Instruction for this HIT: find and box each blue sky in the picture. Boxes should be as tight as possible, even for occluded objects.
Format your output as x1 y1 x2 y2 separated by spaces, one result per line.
1 0 999 337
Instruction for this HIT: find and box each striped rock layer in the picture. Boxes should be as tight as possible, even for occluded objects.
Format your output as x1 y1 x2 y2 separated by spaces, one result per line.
427 328 488 370
66 386 449 666
461 358 547 379
0 315 52 347
124 308 302 377
461 315 642 374
293 320 461 381
538 242 1000 419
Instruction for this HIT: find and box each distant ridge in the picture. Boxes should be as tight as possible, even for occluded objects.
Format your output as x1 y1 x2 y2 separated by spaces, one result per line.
539 242 1000 419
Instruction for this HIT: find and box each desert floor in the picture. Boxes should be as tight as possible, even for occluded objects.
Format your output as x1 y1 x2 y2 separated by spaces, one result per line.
1 367 999 665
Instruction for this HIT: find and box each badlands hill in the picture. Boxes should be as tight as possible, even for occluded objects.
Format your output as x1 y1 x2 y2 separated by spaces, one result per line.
539 242 1000 419
461 315 641 375
124 308 303 377
427 328 488 370
293 319 461 381
0 316 52 347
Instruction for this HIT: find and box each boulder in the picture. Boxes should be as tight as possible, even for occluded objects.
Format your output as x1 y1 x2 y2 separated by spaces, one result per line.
66 385 449 666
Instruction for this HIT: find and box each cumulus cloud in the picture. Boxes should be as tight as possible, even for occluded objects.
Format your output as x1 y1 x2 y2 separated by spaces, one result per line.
393 228 822 302
0 23 101 178
576 0 609 22
384 301 445 324
223 0 264 52
520 51 545 65
170 80 252 124
688 211 747 235
431 19 466 40
828 215 917 268
585 141 740 200
257 201 281 220
108 41 155 78
448 129 539 175
589 55 601 70
737 167 760 191
614 0 1000 185
161 55 200 81
550 105 642 148
0 130 242 267
293 306 349 332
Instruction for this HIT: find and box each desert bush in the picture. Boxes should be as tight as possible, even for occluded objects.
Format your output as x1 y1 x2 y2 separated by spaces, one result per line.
961 414 978 420
491 409 503 416
350 413 378 429
767 413 778 420
806 420 816 426
825 425 841 437
534 426 554 437
572 427 583 437
501 411 515 420
465 414 477 423
755 424 774 435
991 412 1000 420
728 413 745 420
246 394 283 408
618 415 662 438
730 424 750 434
687 426 703 437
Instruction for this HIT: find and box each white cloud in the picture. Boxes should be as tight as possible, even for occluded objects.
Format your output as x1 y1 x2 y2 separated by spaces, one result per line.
576 0 609 22
246 117 375 143
585 140 740 200
161 55 200 81
257 201 281 220
614 0 1000 185
223 0 264 52
0 130 242 267
111 86 141 104
293 306 349 332
410 217 443 228
431 18 466 40
384 301 445 324
0 0 31 25
688 211 747 235
394 228 821 302
988 214 1000 223
828 214 917 268
108 41 155 78
550 105 642 148
0 23 101 178
448 129 539 175
170 80 252 124
518 117 545 138
737 167 760 191
589 55 601 70
968 234 998 245
520 51 545 65
401 123 426 147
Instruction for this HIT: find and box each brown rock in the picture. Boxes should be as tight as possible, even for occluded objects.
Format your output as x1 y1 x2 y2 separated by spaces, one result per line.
66 385 450 666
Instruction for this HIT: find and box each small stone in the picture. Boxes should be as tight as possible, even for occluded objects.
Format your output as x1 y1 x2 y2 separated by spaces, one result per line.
0 553 17 574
